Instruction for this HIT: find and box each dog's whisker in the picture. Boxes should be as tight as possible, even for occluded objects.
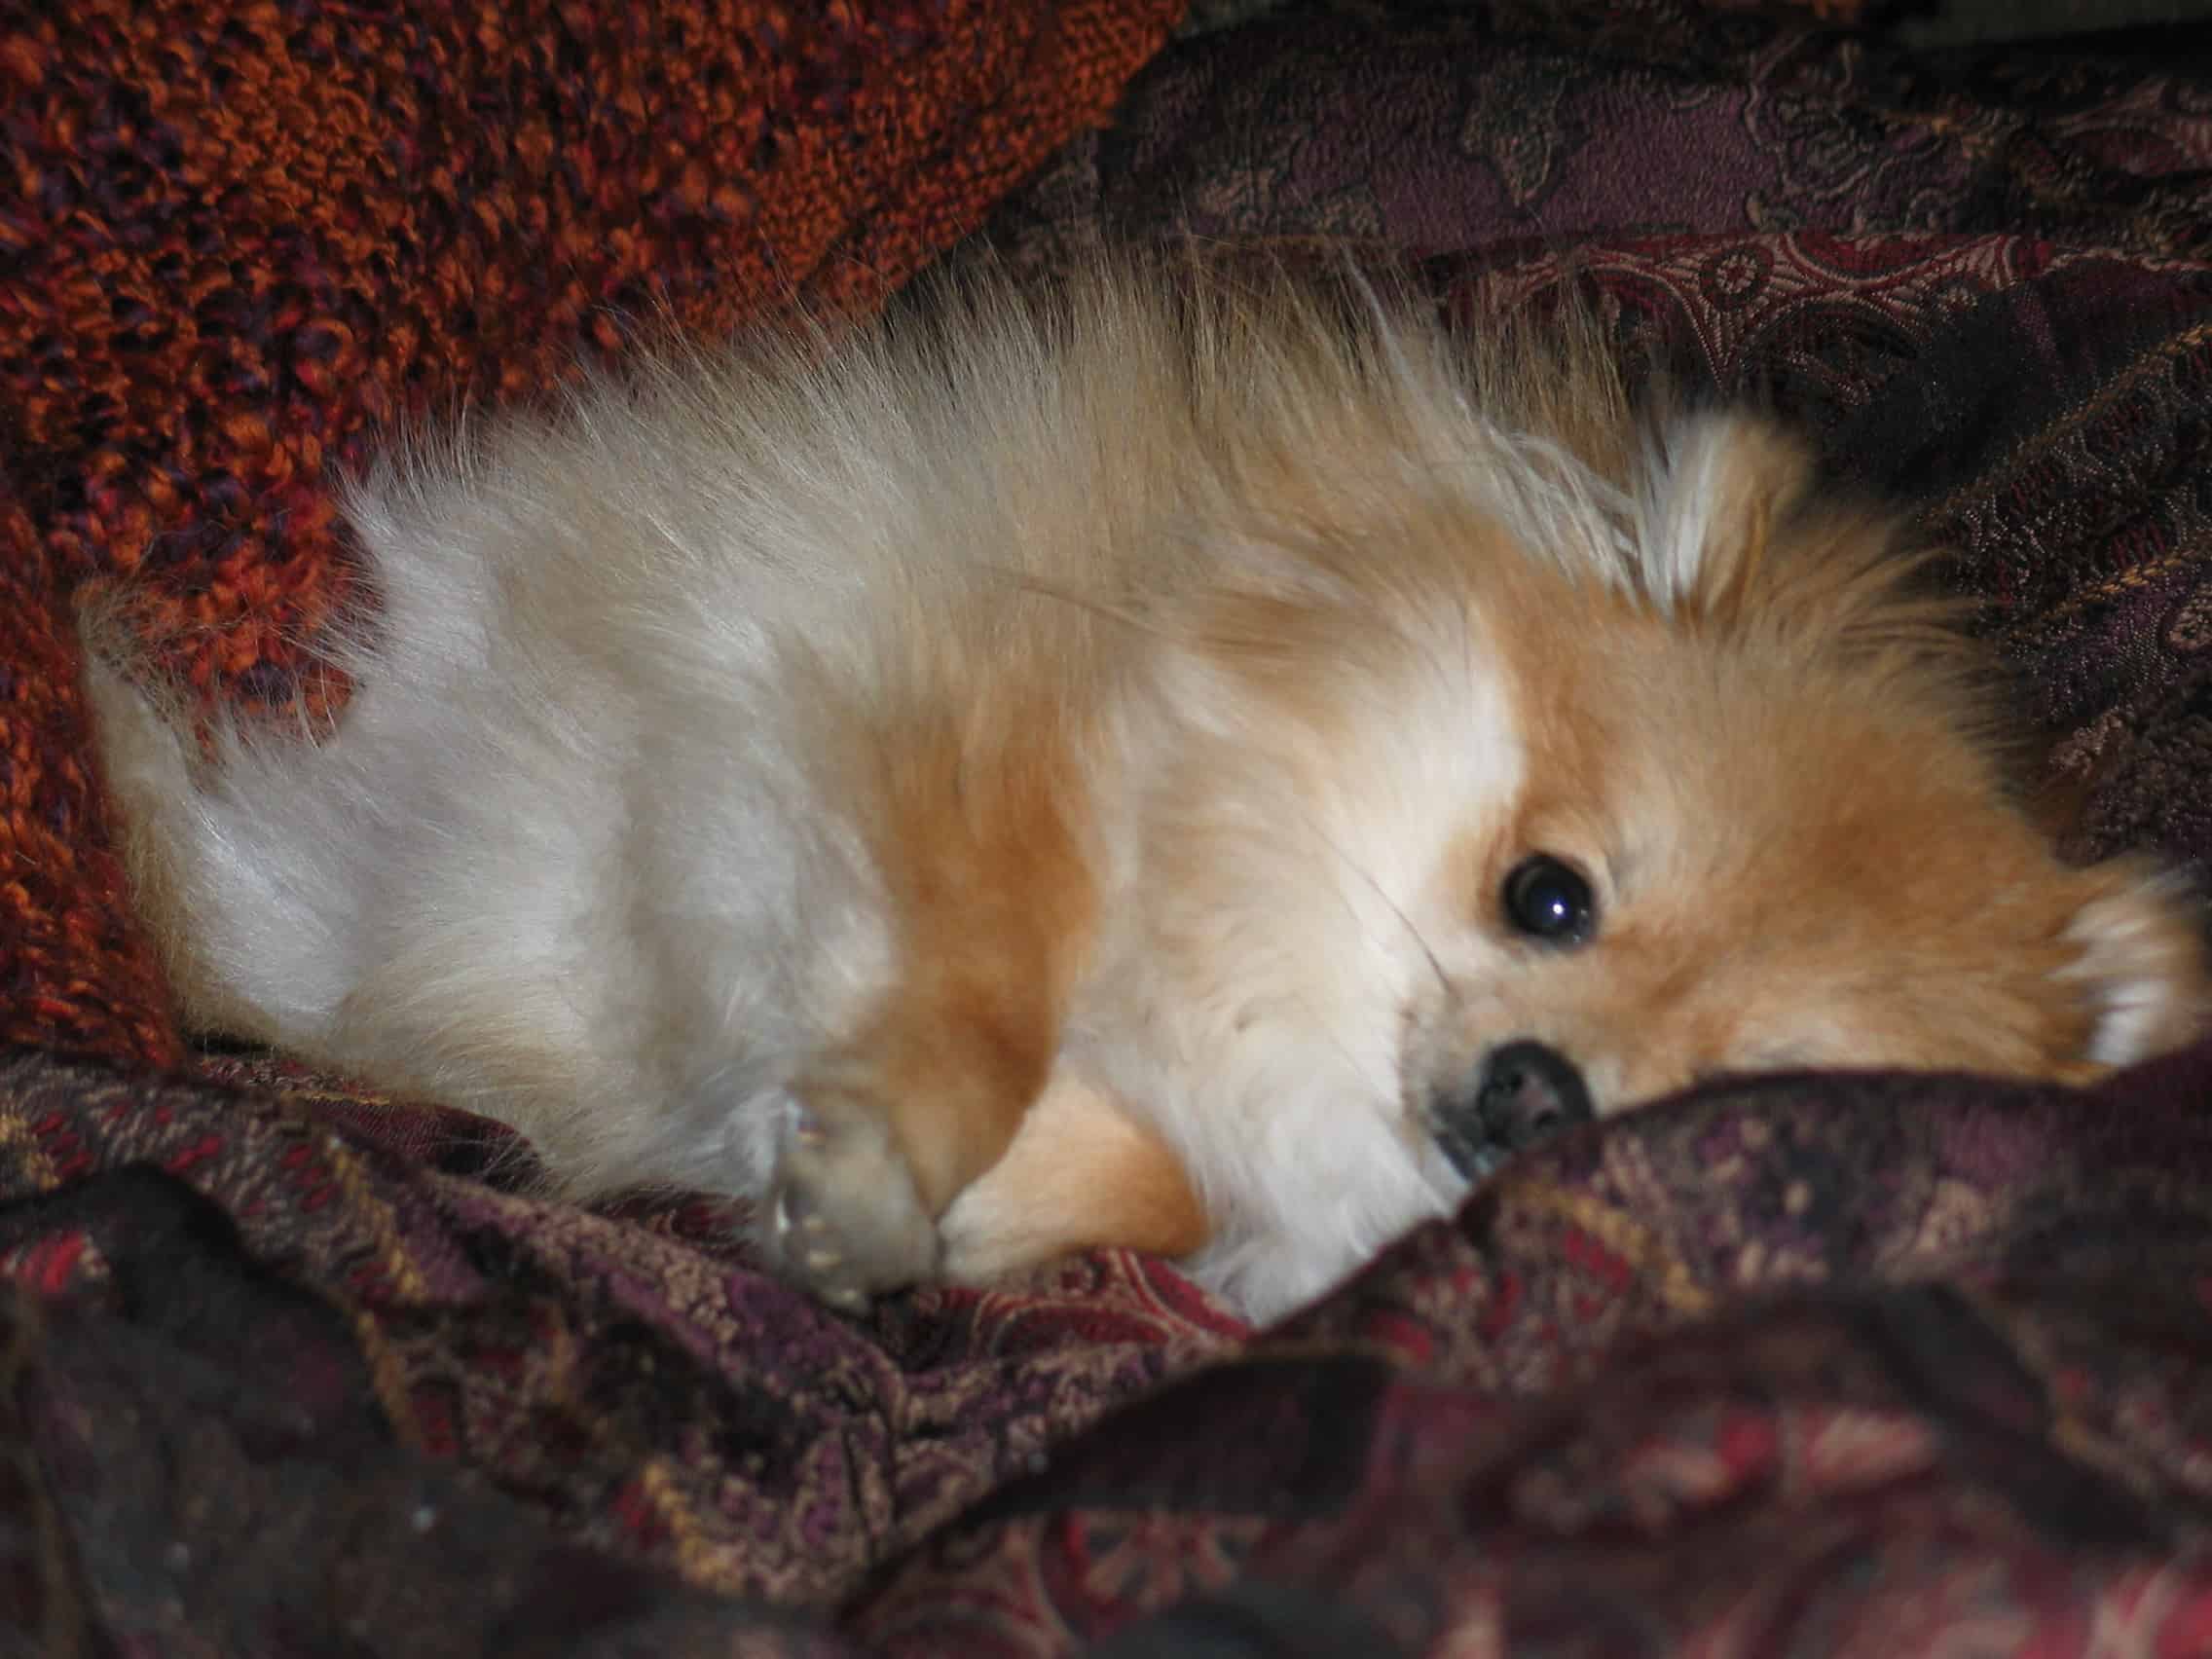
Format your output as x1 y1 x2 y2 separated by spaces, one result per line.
1293 805 1452 1000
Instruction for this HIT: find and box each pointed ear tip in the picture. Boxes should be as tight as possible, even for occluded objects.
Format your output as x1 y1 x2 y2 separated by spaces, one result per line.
1648 412 1825 617
2068 861 2212 1066
1678 407 1816 469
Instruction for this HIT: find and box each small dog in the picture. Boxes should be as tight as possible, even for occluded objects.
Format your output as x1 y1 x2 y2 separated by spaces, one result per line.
82 256 2210 1322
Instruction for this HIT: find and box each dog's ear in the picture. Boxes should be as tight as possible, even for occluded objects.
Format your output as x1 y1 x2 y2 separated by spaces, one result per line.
1641 413 1977 682
1639 414 1818 622
2059 858 2212 1069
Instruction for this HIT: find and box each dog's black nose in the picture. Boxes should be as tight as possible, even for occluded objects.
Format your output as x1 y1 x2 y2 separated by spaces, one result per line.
1478 1040 1595 1149
1433 1040 1595 1181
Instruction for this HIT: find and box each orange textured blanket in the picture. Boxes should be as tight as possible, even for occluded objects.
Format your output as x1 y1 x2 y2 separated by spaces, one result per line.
0 0 1180 1073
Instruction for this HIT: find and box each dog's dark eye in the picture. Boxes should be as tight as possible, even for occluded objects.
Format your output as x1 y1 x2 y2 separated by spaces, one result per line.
1501 855 1596 945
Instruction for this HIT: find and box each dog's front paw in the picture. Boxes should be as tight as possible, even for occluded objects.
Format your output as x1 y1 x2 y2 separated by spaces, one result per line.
768 1069 940 1313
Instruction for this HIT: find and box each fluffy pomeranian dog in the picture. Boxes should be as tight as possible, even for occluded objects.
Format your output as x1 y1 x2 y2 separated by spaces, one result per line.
82 254 2209 1322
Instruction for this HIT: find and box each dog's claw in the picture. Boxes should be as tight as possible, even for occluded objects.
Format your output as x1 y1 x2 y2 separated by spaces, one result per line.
766 1075 941 1310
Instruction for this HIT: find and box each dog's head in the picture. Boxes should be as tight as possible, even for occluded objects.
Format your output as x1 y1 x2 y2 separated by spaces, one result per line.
1132 397 2208 1314
1400 413 2209 1180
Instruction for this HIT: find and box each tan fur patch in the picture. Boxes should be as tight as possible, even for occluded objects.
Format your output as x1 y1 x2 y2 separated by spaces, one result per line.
939 1068 1210 1283
850 690 1108 1217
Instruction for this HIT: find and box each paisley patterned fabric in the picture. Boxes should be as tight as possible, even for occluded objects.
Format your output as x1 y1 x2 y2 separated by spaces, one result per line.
859 1052 2212 1654
7 0 2212 1651
0 1052 1241 1650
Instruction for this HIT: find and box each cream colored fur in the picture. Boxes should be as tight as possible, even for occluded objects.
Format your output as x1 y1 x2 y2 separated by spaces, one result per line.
82 255 2211 1322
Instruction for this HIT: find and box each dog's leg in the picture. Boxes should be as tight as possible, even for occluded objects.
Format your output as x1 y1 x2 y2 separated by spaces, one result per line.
772 713 1106 1309
937 1066 1209 1285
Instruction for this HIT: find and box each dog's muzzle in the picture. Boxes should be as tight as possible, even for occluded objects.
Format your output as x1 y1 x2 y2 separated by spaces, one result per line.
1433 1039 1595 1182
